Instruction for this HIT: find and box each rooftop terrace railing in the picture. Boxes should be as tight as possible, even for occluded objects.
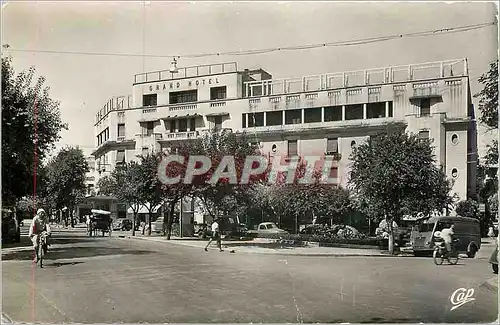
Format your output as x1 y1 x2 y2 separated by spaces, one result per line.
95 95 132 123
244 59 468 97
134 62 238 84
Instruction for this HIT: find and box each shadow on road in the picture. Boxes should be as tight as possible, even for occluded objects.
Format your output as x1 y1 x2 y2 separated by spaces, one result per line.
2 232 154 261
2 245 153 261
42 261 85 268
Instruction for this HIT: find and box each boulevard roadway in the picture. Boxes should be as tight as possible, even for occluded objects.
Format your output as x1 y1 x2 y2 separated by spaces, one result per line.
2 227 498 323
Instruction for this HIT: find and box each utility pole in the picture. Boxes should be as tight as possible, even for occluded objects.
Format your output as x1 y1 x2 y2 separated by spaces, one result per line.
180 196 183 238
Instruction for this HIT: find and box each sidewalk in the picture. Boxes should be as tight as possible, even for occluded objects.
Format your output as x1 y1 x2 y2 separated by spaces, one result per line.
111 231 405 257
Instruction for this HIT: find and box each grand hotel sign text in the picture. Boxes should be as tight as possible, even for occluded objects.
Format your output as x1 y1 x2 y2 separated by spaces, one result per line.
148 77 220 92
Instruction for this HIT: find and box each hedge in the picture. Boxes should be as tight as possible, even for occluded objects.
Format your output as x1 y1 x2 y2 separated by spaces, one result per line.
254 232 383 247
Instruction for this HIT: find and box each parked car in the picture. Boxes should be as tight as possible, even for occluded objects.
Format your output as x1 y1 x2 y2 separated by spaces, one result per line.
248 222 288 235
151 217 164 233
2 209 20 243
113 219 133 231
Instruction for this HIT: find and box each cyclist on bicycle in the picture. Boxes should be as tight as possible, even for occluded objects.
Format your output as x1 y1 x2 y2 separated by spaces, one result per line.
29 208 52 263
440 223 455 254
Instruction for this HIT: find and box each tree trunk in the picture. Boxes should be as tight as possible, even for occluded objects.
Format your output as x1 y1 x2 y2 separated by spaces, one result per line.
70 207 75 228
166 202 176 240
387 217 395 255
132 212 137 236
148 211 152 236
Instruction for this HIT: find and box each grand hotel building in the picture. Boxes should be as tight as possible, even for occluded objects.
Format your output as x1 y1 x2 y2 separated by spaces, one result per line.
92 58 477 216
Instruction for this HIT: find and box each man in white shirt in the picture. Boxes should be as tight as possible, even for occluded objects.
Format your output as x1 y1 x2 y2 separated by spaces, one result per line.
440 224 455 253
29 209 52 263
204 218 223 252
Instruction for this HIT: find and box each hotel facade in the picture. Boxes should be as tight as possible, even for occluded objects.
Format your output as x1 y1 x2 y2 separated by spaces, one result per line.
92 58 477 216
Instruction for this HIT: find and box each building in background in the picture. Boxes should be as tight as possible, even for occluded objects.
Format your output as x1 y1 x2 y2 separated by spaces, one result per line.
92 58 477 217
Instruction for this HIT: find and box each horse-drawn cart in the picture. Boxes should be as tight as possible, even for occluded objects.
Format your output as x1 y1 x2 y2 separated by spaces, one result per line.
89 209 112 237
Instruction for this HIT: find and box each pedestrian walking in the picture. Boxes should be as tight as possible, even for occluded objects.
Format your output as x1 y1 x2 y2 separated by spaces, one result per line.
205 218 223 252
488 226 495 238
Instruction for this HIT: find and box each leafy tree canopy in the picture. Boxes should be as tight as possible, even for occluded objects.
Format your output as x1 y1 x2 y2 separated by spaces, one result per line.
2 56 67 205
474 60 498 129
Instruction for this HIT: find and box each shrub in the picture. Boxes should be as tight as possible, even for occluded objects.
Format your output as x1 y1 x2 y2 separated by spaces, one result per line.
255 232 380 246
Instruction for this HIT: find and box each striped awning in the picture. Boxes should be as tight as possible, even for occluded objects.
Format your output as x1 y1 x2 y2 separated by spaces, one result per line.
161 113 201 120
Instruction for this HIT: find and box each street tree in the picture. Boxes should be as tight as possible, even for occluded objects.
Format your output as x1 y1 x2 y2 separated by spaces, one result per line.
267 160 351 233
96 175 116 196
474 60 498 129
138 153 164 236
46 147 89 227
157 148 196 240
111 162 144 236
170 129 263 227
455 199 479 218
2 56 67 205
348 131 454 254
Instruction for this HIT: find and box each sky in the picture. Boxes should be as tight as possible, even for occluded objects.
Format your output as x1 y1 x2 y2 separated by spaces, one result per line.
2 1 498 159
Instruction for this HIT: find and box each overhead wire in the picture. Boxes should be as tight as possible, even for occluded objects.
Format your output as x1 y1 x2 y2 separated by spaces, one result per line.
3 21 495 59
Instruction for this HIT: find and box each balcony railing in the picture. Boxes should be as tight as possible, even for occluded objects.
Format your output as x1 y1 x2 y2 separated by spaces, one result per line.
244 59 468 97
134 62 238 84
169 104 197 112
96 95 132 123
164 131 199 140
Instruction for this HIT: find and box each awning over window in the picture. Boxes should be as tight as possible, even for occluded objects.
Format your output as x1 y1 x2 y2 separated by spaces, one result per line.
205 112 230 118
161 113 200 120
138 118 160 123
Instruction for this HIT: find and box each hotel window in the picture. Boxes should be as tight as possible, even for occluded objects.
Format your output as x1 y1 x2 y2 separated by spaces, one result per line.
210 86 227 100
170 90 197 104
367 102 386 119
326 138 338 154
143 121 154 136
419 98 431 116
242 114 247 128
285 109 302 125
179 119 188 132
117 124 125 138
143 94 157 107
388 101 394 117
169 120 176 133
116 150 125 165
345 104 363 120
266 111 283 126
324 106 342 122
248 113 264 127
190 118 196 131
214 116 222 130
304 107 322 123
418 130 430 140
288 140 298 156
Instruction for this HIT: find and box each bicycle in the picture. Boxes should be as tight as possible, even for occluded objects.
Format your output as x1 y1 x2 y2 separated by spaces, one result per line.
35 231 50 268
433 237 459 265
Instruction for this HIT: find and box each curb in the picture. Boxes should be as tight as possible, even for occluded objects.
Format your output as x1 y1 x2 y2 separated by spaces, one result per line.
481 276 499 291
2 313 13 323
113 235 410 258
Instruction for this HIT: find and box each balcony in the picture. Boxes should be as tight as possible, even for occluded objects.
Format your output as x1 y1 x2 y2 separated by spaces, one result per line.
162 131 200 141
410 81 441 99
244 59 468 97
169 104 197 112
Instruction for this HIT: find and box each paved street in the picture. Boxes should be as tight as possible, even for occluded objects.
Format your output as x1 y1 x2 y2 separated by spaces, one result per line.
2 227 498 323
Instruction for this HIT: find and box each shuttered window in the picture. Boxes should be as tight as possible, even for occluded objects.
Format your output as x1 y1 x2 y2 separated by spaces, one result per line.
288 140 298 156
327 138 338 153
